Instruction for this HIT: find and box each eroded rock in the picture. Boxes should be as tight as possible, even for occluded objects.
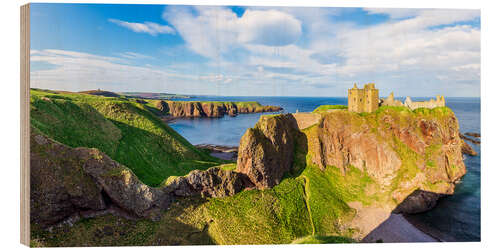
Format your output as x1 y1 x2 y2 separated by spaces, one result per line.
237 114 301 189
393 190 443 214
165 167 252 198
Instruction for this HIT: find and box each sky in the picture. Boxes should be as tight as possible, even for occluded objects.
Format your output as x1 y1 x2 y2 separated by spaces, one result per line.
30 4 480 97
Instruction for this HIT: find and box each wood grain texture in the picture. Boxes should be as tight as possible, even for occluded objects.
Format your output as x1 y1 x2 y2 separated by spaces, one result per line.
20 3 30 246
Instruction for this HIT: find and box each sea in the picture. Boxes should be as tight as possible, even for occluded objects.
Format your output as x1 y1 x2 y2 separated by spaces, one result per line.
168 96 481 242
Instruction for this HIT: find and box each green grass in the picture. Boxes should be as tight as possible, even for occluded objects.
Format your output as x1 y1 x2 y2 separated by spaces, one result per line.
312 105 347 113
30 89 221 186
292 235 354 244
203 177 312 244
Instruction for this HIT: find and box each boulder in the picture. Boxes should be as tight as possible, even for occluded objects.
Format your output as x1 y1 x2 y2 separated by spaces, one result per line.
30 133 169 226
165 167 252 198
30 134 106 226
393 190 443 214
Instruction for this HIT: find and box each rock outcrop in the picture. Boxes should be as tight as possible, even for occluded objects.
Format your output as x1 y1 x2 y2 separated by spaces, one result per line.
154 100 282 118
460 133 481 145
393 190 443 214
236 114 301 189
461 139 478 156
30 132 250 227
464 132 480 138
310 109 465 198
165 167 252 198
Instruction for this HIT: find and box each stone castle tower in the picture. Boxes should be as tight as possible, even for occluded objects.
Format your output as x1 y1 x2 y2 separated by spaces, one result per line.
348 83 379 113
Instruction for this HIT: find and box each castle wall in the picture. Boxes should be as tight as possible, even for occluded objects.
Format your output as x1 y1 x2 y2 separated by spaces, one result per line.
363 89 379 113
404 96 445 110
348 84 445 113
348 83 379 113
380 92 404 107
348 88 364 112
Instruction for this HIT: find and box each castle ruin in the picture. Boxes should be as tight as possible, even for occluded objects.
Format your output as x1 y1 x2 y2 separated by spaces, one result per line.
348 83 446 113
347 83 379 113
403 96 446 110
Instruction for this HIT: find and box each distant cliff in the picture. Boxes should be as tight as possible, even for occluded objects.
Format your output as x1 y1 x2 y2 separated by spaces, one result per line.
153 100 282 118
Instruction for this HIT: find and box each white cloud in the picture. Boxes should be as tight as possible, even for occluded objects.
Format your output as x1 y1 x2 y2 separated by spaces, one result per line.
109 18 175 36
162 6 302 58
31 7 480 97
237 10 302 46
245 8 479 96
30 49 198 92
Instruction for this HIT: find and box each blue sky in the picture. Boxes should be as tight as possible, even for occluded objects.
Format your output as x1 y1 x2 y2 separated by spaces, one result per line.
30 4 480 97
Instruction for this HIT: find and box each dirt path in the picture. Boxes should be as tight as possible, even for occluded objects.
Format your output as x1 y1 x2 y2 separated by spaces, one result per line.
298 176 315 235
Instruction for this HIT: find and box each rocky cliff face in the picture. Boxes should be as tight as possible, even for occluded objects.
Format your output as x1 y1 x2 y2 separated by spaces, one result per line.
236 114 301 189
236 108 467 210
154 100 282 118
30 132 250 227
309 109 466 193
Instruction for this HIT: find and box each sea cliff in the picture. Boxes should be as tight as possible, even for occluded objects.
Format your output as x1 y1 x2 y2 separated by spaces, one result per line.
152 100 282 118
238 107 466 209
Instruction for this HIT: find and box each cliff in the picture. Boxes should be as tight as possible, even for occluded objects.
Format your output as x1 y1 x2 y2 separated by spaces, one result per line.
236 107 468 239
236 114 302 189
152 100 282 118
240 107 466 200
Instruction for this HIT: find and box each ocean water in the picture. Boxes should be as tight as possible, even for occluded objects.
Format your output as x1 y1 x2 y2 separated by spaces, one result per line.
169 96 480 242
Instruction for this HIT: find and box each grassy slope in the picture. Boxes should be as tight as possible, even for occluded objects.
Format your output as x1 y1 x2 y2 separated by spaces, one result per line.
312 105 347 113
30 89 222 186
31 101 455 246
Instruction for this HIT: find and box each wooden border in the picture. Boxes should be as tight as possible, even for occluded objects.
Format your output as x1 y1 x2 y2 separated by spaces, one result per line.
20 3 30 246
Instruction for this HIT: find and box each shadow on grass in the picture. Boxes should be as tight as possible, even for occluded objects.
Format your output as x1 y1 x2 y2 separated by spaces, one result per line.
31 197 216 246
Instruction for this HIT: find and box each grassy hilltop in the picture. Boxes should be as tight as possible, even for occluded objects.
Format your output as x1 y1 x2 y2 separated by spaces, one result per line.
30 89 222 186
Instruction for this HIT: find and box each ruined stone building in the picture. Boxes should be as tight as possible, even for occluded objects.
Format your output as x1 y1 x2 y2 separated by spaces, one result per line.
349 83 446 113
347 83 379 113
380 92 445 110
380 92 403 107
404 96 445 110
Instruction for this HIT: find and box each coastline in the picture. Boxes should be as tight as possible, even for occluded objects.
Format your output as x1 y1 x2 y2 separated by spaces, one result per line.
362 213 439 243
